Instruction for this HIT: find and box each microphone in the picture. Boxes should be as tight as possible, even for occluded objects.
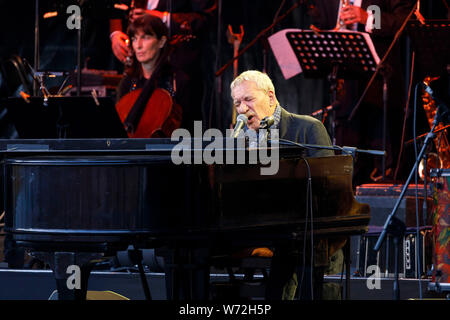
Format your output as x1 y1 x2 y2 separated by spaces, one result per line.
422 81 435 98
231 114 248 138
422 81 446 108
422 79 450 123
260 116 274 129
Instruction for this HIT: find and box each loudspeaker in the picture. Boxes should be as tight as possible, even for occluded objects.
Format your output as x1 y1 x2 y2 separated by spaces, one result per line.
355 183 433 227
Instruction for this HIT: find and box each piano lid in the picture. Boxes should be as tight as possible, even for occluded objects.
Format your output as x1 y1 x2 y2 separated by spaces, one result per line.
0 138 307 158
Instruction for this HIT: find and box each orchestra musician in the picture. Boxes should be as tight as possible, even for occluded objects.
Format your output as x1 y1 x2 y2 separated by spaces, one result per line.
115 13 191 136
230 70 341 300
111 0 217 132
110 0 217 63
311 0 416 184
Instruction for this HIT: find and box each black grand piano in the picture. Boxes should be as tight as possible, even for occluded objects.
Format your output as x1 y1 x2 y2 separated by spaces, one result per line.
0 94 370 300
0 137 370 300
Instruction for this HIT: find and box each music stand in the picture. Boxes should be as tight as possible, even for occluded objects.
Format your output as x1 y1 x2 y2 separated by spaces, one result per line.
284 29 380 144
3 96 128 139
285 30 379 79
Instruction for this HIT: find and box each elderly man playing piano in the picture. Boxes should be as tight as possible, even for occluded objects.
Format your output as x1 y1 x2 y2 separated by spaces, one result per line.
230 70 333 158
230 70 343 300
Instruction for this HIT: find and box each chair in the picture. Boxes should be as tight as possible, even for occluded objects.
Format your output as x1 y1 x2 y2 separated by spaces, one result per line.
0 55 33 96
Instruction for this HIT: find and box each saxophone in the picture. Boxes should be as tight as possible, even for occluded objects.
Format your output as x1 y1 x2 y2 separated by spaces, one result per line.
419 76 450 179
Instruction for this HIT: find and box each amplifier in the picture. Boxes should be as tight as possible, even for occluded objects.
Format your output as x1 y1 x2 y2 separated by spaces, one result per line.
357 226 433 279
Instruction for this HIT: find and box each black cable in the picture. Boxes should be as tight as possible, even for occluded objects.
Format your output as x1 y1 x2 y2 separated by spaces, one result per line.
270 138 348 299
340 251 345 296
413 82 423 299
303 157 314 300
298 157 312 300
394 51 415 181
298 158 309 298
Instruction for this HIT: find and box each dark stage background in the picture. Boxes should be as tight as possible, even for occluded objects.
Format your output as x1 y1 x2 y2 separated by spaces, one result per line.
0 0 447 138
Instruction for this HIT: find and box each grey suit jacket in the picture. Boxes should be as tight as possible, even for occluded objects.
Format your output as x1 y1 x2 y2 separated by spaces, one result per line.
278 107 334 158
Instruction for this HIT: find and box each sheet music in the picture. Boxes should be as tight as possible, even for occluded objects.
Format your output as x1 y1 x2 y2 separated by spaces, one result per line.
269 28 380 80
356 30 380 64
268 28 304 80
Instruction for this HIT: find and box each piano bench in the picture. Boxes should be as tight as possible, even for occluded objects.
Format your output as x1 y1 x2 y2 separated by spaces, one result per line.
209 248 273 299
211 247 272 277
210 255 272 300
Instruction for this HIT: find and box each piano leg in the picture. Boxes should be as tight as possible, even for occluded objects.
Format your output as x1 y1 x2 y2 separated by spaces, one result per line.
343 239 351 300
161 246 180 300
128 247 152 300
32 251 101 300
162 246 211 300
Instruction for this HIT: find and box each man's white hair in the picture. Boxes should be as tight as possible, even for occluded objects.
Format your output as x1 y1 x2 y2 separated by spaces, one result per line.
230 70 279 105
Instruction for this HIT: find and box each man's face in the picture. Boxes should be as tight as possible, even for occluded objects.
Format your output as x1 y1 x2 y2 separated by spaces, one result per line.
231 80 275 130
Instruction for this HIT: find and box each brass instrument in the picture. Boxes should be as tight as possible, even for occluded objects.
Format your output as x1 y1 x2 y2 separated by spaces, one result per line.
129 0 148 22
124 38 133 68
419 76 450 179
336 0 351 30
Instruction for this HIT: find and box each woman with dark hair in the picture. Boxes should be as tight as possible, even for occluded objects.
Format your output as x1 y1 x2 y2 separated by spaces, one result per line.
116 14 192 136
118 14 169 89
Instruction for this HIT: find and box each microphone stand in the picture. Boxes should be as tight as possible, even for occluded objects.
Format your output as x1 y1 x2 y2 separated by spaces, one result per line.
373 101 447 299
273 139 386 159
380 66 389 180
328 64 339 144
76 1 84 97
34 0 40 96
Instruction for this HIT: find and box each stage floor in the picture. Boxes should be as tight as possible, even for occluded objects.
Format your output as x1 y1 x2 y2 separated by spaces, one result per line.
0 267 447 300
